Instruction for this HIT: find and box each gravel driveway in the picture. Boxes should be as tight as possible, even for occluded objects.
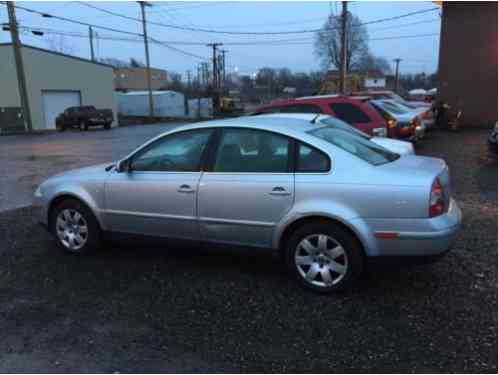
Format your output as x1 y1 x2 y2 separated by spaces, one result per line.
1 129 497 372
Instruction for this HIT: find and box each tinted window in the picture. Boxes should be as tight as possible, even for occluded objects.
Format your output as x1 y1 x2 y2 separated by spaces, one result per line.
131 129 213 172
213 128 290 173
281 104 322 114
296 143 330 172
309 127 399 166
329 103 371 124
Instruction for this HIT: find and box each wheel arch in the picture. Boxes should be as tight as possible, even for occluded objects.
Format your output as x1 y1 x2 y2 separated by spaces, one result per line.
276 214 368 259
47 193 104 230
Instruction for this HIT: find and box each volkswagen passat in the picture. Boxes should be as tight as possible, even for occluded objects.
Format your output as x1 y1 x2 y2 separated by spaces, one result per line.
34 116 462 293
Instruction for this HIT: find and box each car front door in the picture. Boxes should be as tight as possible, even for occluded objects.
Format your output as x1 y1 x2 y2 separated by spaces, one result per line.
104 128 214 239
198 127 294 248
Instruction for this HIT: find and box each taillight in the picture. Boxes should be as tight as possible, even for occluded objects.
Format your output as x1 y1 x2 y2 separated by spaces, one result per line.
429 177 444 217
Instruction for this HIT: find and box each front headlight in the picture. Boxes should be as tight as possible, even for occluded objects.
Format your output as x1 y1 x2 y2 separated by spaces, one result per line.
34 185 43 198
494 122 498 133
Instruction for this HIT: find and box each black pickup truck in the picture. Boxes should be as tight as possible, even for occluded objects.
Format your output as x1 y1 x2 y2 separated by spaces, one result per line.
56 106 114 131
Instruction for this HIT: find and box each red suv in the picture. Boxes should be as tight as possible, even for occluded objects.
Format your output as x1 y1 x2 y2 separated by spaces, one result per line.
252 95 389 137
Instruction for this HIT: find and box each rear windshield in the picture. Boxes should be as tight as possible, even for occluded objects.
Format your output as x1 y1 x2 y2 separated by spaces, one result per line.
308 127 399 166
319 117 371 140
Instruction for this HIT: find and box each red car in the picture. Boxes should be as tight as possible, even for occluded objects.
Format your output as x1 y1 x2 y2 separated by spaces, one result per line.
252 95 389 137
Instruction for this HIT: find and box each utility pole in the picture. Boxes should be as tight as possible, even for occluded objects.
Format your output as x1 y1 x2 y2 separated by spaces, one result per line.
88 26 95 61
139 1 154 119
6 1 32 132
186 70 192 89
393 58 402 93
207 43 222 113
220 49 227 87
197 64 201 120
339 1 348 95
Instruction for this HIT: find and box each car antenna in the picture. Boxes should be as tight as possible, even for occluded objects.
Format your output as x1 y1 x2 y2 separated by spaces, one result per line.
310 114 320 124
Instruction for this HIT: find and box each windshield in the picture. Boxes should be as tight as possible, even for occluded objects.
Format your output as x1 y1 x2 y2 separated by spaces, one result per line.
309 127 399 166
388 92 408 104
376 100 410 115
319 117 372 140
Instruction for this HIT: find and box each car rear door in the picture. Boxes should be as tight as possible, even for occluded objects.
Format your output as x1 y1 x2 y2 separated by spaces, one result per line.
197 127 294 248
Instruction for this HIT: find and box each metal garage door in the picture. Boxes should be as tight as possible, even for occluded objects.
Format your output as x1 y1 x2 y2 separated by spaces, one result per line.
42 91 81 129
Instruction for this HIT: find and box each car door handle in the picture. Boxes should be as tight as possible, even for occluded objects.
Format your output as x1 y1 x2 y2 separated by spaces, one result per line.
269 186 291 196
178 184 195 193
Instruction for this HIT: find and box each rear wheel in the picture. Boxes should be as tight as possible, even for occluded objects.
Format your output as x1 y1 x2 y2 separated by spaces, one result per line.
284 221 364 293
104 122 111 130
49 199 101 254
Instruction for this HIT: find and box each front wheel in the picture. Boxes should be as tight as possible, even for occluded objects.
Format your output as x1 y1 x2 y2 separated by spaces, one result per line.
104 122 111 130
49 199 101 254
284 221 364 293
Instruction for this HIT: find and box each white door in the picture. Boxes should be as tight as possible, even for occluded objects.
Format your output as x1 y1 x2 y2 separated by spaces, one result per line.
42 91 81 129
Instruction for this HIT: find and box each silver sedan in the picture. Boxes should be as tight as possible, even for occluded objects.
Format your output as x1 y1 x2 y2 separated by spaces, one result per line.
33 116 462 292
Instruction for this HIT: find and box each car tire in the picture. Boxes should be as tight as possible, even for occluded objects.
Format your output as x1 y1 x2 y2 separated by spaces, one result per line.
104 122 111 130
284 221 364 293
58 124 66 132
49 199 101 255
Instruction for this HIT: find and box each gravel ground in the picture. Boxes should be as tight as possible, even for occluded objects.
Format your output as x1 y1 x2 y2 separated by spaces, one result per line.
1 129 498 372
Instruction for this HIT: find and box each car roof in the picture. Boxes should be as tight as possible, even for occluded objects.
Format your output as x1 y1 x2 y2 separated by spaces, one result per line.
263 95 364 107
158 115 325 139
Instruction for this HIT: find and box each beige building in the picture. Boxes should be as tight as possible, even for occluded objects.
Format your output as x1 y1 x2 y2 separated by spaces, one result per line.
0 43 117 132
114 67 168 92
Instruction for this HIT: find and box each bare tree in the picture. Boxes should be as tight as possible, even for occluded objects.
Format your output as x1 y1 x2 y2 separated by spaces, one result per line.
98 57 130 68
45 35 75 55
314 12 369 72
357 53 392 75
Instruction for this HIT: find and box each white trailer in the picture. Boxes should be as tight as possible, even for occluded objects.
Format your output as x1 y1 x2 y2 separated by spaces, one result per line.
116 90 186 118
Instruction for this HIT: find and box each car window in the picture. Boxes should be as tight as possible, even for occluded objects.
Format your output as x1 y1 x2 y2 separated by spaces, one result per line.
309 127 399 166
131 129 213 172
213 128 290 173
280 104 322 114
329 103 371 124
296 143 330 172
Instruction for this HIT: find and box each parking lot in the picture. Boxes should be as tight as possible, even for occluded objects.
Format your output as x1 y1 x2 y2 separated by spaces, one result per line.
1 126 498 372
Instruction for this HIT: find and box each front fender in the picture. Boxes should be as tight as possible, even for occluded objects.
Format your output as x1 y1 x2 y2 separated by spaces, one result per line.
43 182 105 230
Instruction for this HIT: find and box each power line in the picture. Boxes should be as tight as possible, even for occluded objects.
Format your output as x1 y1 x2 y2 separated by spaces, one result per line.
10 3 144 37
77 2 439 35
13 25 439 48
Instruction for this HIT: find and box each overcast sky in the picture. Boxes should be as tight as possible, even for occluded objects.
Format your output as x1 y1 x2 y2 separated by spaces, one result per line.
0 1 441 78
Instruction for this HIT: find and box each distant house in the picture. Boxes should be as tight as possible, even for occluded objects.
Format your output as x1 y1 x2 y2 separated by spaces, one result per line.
438 2 498 126
364 76 386 89
114 67 168 92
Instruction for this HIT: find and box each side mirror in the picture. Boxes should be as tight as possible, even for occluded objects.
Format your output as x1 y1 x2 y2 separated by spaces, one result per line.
116 158 132 173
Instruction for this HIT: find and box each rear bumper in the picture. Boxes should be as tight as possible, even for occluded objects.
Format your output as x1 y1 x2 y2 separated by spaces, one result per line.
354 198 462 258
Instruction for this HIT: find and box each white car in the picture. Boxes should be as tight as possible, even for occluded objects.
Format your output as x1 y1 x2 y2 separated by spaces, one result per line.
258 113 415 156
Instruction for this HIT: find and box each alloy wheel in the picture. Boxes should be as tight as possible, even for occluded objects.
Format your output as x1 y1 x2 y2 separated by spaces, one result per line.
294 234 348 288
55 209 89 251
